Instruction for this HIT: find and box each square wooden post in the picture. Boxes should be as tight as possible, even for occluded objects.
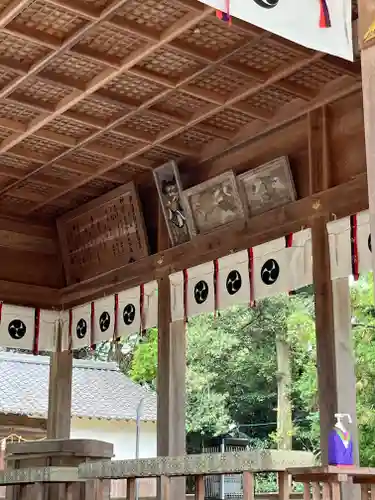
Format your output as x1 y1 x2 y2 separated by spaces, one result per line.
157 275 186 499
47 322 73 439
308 109 358 469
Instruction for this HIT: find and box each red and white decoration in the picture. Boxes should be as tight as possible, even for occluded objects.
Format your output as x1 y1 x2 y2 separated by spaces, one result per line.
37 309 60 352
356 211 372 276
143 281 158 330
116 287 141 338
287 229 313 291
0 304 36 351
187 262 215 318
70 303 92 350
252 237 290 300
198 0 353 61
327 217 352 280
217 251 250 310
93 295 115 344
170 271 184 322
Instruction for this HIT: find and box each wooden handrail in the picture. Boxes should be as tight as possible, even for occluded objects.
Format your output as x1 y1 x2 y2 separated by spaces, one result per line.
79 451 315 479
0 466 82 485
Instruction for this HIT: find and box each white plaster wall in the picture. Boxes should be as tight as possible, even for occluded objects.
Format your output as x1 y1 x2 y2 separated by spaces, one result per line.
70 417 157 498
70 417 157 460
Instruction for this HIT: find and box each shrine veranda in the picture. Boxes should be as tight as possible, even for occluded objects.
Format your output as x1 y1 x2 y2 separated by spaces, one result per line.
0 0 372 483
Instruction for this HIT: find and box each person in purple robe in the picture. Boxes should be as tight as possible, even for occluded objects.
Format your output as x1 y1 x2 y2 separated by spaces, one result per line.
328 414 353 466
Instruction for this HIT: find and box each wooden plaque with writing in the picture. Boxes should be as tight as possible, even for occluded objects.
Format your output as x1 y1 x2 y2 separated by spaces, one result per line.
57 183 149 284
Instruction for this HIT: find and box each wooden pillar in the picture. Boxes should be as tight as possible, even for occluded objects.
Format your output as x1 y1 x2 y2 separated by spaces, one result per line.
47 323 73 439
157 209 186 498
308 108 358 467
360 1 375 294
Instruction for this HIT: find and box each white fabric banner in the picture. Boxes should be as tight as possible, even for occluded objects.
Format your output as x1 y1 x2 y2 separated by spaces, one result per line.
143 281 158 329
60 311 70 351
93 295 115 343
0 304 35 350
327 217 352 279
117 287 140 338
288 229 313 291
217 251 250 310
70 303 91 350
170 271 184 322
198 0 353 61
38 309 60 352
187 262 215 318
253 238 289 300
357 210 372 275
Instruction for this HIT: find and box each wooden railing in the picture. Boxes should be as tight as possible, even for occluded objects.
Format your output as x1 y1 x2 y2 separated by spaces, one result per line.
78 450 316 500
288 466 375 500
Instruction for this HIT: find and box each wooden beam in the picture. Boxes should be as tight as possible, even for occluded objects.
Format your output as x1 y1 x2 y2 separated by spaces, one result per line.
61 174 368 307
0 280 60 308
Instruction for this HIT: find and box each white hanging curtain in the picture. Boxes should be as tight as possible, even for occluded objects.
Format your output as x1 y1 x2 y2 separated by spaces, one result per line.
0 304 35 350
288 229 313 291
217 250 250 310
93 295 115 343
38 309 60 352
143 281 158 330
357 210 372 275
187 262 215 318
116 287 140 338
252 237 289 300
197 0 353 61
327 217 352 280
170 271 184 322
70 303 92 350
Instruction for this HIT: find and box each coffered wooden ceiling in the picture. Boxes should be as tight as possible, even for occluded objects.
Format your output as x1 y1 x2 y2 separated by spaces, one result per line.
0 0 361 222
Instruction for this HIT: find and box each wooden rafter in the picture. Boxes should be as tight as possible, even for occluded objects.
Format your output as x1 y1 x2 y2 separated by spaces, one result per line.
0 0 361 220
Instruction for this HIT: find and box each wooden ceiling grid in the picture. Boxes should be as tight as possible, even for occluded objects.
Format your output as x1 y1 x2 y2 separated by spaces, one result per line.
0 0 361 221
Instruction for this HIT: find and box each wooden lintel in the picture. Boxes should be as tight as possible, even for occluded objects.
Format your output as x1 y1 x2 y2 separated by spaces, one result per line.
61 173 368 307
0 280 61 308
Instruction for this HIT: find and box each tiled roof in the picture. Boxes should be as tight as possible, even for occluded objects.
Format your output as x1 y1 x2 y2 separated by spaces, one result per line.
0 352 156 422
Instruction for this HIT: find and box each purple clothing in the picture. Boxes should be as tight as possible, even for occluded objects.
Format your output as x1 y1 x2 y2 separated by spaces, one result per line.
328 429 353 465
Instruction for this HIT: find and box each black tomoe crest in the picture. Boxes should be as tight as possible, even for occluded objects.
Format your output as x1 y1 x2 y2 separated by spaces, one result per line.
226 270 242 295
369 234 372 253
261 258 280 285
194 280 209 304
123 303 136 326
99 311 111 332
253 0 279 8
8 319 27 340
76 318 87 339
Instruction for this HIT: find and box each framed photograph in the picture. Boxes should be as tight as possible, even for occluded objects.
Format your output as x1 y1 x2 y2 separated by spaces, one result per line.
153 160 193 246
237 156 296 218
182 171 245 235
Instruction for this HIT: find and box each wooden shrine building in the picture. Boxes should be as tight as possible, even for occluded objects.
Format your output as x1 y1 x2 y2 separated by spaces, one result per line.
0 0 374 498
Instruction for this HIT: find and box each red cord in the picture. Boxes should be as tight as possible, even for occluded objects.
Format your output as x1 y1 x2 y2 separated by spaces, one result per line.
33 308 40 355
351 214 359 281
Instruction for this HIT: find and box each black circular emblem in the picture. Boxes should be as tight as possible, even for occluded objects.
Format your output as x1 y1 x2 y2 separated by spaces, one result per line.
99 311 111 332
8 319 26 340
261 259 280 285
194 280 209 304
123 304 136 326
253 0 279 8
226 270 242 295
76 318 87 339
368 234 372 253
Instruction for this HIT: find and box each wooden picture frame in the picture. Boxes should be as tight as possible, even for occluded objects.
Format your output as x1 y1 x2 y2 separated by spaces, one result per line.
57 182 149 284
237 156 296 218
182 171 245 235
153 160 193 246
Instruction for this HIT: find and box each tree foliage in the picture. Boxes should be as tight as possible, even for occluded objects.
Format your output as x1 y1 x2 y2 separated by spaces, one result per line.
124 274 375 465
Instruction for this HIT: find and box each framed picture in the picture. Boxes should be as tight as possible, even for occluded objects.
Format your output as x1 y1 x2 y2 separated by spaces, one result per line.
182 171 245 235
153 160 193 246
57 182 149 284
237 156 296 218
